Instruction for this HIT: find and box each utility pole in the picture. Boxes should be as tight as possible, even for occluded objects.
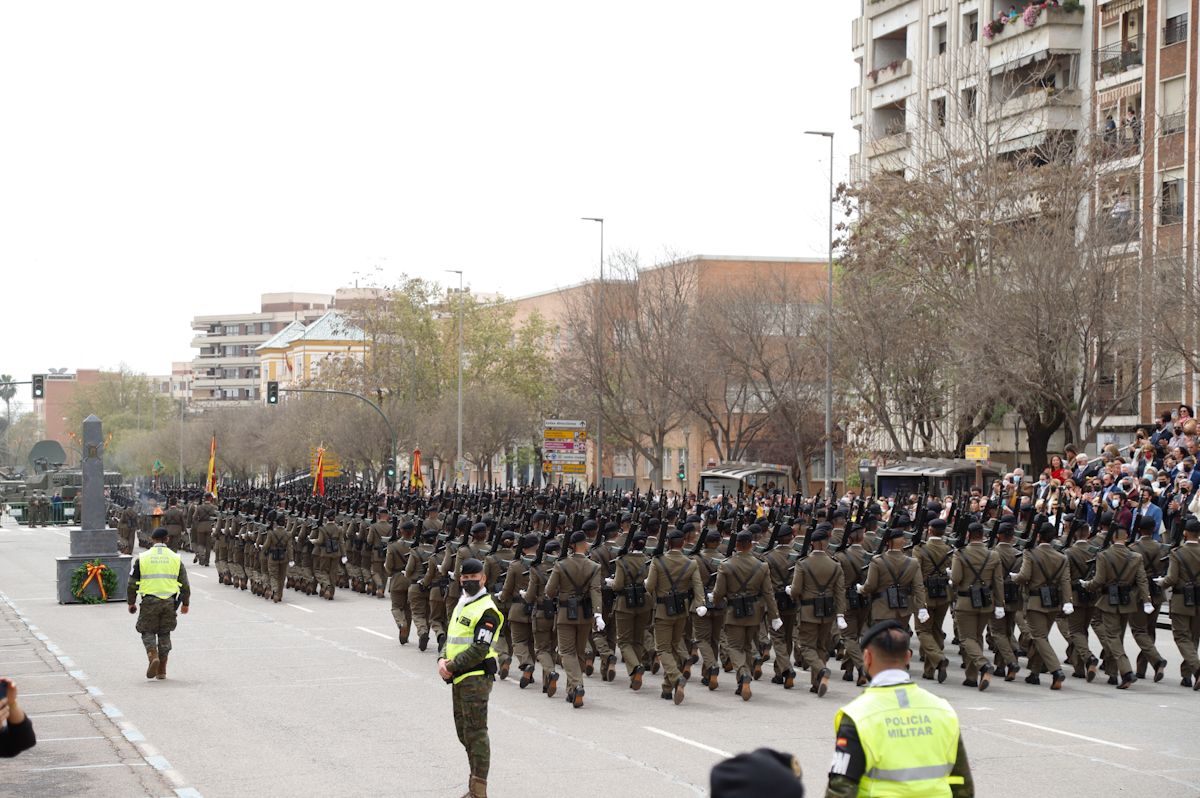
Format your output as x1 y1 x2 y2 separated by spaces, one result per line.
582 217 604 489
447 269 465 484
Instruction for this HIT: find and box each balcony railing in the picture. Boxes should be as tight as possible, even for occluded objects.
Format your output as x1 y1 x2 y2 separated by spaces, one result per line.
1164 15 1188 46
1161 200 1184 226
1095 35 1143 79
1101 206 1140 243
1160 111 1186 136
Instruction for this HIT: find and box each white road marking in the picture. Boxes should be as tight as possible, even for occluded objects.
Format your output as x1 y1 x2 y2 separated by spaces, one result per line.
643 726 732 758
1003 719 1138 751
356 626 392 640
191 572 210 578
35 736 107 742
28 762 148 771
20 691 86 697
286 603 314 613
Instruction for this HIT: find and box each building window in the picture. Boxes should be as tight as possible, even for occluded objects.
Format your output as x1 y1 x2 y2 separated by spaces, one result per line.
1160 77 1186 135
1155 351 1185 403
1160 173 1184 225
961 87 977 119
932 22 947 56
613 450 633 477
963 11 978 44
932 96 947 128
223 325 240 336
1164 13 1188 44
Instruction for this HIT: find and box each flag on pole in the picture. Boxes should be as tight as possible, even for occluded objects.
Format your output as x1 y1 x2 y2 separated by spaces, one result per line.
410 447 424 489
206 434 219 499
313 445 326 497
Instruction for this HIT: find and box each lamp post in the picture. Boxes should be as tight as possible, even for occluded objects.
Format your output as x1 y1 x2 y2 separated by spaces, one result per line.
805 130 835 499
446 269 465 484
581 217 604 489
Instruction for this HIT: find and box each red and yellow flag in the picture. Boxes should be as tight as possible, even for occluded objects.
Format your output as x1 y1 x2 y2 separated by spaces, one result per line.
206 434 219 499
410 447 424 489
313 446 326 497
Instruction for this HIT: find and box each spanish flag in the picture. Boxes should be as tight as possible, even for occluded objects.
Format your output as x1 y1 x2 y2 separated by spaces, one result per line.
313 446 326 497
410 447 424 489
206 434 219 499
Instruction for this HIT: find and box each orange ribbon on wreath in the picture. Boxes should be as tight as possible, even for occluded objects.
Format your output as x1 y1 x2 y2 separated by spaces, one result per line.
78 562 109 601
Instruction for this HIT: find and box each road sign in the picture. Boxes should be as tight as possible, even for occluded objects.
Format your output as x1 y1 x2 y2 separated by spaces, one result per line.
543 420 587 470
965 444 990 462
543 462 586 475
309 447 343 478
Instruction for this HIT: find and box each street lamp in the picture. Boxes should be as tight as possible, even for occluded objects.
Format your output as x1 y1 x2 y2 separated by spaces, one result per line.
805 130 835 499
581 217 604 489
446 269 465 484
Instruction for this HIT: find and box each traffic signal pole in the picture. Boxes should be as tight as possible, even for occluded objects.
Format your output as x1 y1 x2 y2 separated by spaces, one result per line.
276 387 397 490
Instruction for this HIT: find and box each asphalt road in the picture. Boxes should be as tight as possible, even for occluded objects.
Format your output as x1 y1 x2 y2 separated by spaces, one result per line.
1 516 1198 798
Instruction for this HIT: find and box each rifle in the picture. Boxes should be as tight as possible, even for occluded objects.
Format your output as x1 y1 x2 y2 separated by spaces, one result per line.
530 532 550 567
652 520 668 560
724 528 737 558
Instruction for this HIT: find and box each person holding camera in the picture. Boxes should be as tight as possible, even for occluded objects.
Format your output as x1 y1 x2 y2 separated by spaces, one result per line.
0 678 36 758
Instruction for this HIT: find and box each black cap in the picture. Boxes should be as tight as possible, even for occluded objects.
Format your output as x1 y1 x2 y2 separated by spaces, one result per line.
809 527 829 543
882 527 906 541
461 558 484 575
1138 515 1156 531
1099 511 1115 526
710 747 804 798
500 530 517 542
603 521 619 535
456 516 471 530
400 520 416 531
620 512 633 523
815 522 833 534
545 539 562 554
997 522 1014 537
747 523 763 536
631 533 648 549
860 619 909 650
582 519 598 532
831 509 847 520
569 530 588 545
1185 518 1200 534
667 529 684 541
928 518 947 530
682 522 697 534
532 511 547 523
151 527 168 540
705 530 721 543
520 533 539 550
470 522 489 537
422 530 437 542
735 531 752 545
891 513 912 528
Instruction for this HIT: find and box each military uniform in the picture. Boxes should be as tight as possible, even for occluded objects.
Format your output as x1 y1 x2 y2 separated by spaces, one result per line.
366 518 391 597
1160 539 1200 685
1014 541 1071 687
192 500 216 566
645 547 705 702
915 533 954 679
950 541 1004 687
312 516 346 599
406 537 441 649
764 541 798 683
692 541 727 689
1064 537 1100 680
384 525 414 643
860 548 927 627
711 547 780 700
588 530 618 678
525 545 561 695
1083 542 1155 686
989 538 1022 676
611 545 654 686
544 548 602 705
161 505 186 552
1131 533 1168 678
263 521 293 602
499 544 537 684
127 539 191 681
834 542 871 683
788 546 846 696
117 506 139 555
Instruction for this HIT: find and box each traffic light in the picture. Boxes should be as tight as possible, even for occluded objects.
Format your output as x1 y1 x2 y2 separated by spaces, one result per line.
31 374 44 399
266 381 279 404
386 465 397 484
677 463 686 481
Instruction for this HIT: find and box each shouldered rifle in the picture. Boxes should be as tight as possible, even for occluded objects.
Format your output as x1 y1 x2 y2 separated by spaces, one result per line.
530 532 549 567
724 528 737 557
652 520 668 559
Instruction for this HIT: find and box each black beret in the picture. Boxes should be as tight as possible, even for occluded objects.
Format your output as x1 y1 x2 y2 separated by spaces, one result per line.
667 529 684 541
686 514 702 525
631 533 648 548
815 522 833 534
831 509 847 520
882 527 906 541
928 517 947 530
1138 515 1156 530
747 523 763 535
1185 518 1200 534
682 522 697 534
470 522 489 536
151 527 168 539
620 512 633 523
705 530 721 543
704 509 717 520
582 519 598 532
967 522 984 536
532 511 548 523
422 530 437 541
891 513 912 527
377 507 390 515
544 539 562 553
809 527 829 543
400 520 416 531
603 521 619 535
520 533 539 549
710 747 804 798
569 530 588 545
860 619 909 650
736 531 753 545
1099 511 1115 526
460 558 484 575
500 530 517 542
997 522 1014 536
456 516 471 529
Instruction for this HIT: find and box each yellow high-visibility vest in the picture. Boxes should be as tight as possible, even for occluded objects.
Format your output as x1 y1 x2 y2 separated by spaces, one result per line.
444 593 504 685
136 545 182 599
834 681 963 797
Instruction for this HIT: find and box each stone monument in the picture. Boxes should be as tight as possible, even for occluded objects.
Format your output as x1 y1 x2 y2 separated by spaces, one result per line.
55 415 132 603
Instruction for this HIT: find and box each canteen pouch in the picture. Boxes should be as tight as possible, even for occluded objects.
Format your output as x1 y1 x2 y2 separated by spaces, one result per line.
1108 584 1131 606
1039 585 1060 607
969 584 991 609
539 600 556 619
1003 581 1020 604
885 585 908 610
662 591 689 617
1183 582 1197 607
624 584 647 608
730 595 753 619
926 575 949 599
564 596 580 621
775 590 796 612
270 548 285 562
812 594 835 618
846 587 864 610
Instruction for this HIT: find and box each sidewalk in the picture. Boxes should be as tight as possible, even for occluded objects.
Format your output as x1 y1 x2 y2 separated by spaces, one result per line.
0 590 200 797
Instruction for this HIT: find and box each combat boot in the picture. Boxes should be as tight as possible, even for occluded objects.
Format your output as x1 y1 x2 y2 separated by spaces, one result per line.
464 775 487 797
145 647 160 680
156 654 168 680
498 656 511 680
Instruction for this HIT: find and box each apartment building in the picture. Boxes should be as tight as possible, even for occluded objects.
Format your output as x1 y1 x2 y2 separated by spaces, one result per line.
256 311 368 398
190 292 333 405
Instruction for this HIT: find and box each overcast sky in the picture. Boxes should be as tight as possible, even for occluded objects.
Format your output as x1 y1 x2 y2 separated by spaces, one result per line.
1 2 857 397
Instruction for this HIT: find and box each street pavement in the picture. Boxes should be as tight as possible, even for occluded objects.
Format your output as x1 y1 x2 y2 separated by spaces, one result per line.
1 515 1198 798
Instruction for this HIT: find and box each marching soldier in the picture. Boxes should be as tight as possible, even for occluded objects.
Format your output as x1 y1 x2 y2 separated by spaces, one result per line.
192 493 216 567
645 528 706 704
544 531 603 708
611 532 654 690
786 525 846 697
764 524 799 689
1157 518 1200 688
406 529 441 650
312 509 346 600
858 520 927 629
1131 516 1168 680
484 529 518 678
1080 524 1159 688
160 497 186 553
711 531 782 701
950 522 1004 690
914 517 953 683
117 503 139 555
588 521 619 683
263 510 292 603
366 509 391 598
526 538 562 697
693 530 727 690
1063 522 1100 681
834 524 871 686
990 523 1022 680
1013 523 1071 690
385 518 416 643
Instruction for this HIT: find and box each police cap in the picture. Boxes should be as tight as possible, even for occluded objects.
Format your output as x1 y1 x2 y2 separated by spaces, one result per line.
460 558 484 576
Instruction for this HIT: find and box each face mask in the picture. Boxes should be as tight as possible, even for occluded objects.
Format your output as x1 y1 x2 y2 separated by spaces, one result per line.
460 580 482 596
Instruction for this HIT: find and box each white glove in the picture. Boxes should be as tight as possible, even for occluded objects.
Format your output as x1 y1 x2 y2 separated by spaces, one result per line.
836 615 847 631
770 617 783 631
594 613 605 632
519 590 530 603
341 556 348 564
695 605 708 618
288 561 295 567
1061 602 1074 615
1009 572 1020 580
917 608 930 623
855 583 865 594
945 567 952 576
1143 602 1154 614
1154 576 1166 587
784 585 794 597
706 591 714 603
994 606 1005 620
604 577 614 588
